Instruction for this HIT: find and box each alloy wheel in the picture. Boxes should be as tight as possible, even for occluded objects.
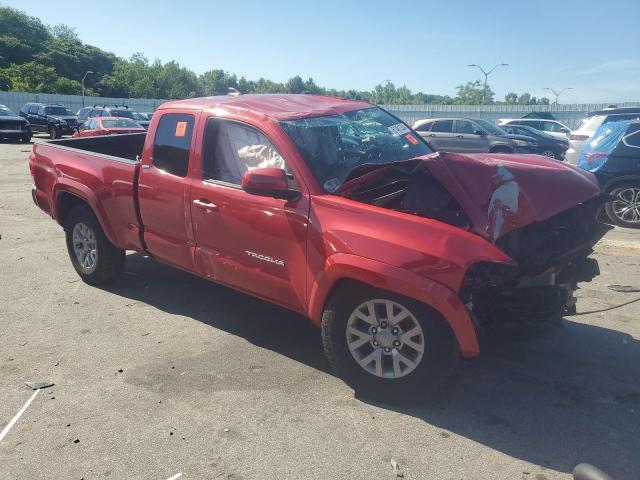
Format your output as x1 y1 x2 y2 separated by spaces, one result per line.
346 299 425 379
611 187 640 225
72 222 98 272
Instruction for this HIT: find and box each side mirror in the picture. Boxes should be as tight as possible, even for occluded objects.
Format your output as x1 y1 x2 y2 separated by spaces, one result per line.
561 128 570 134
241 168 299 200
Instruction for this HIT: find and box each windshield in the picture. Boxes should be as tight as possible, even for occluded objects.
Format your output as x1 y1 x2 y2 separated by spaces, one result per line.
476 119 506 136
281 107 432 192
0 107 17 116
45 106 74 116
102 119 142 128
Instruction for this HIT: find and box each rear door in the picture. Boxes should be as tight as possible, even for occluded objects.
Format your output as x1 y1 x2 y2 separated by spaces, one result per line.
29 105 45 132
426 119 455 151
138 110 200 272
453 119 489 152
189 116 309 312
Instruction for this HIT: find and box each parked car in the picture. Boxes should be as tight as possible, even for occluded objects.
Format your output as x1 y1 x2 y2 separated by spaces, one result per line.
30 94 608 397
76 105 150 129
19 103 78 139
73 117 146 137
412 117 537 153
501 124 569 159
497 118 572 140
565 107 640 165
0 104 32 143
577 119 640 228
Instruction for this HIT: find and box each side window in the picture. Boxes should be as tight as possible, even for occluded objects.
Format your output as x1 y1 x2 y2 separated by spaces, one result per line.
414 122 432 132
624 131 640 148
454 120 475 134
102 110 110 117
542 121 562 132
89 119 98 129
152 113 195 178
202 119 288 185
37 106 45 116
29 105 39 115
431 120 453 133
89 109 101 118
20 105 29 114
78 108 88 120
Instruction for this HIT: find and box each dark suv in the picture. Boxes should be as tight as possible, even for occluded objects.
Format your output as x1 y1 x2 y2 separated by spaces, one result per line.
19 103 78 139
77 105 150 130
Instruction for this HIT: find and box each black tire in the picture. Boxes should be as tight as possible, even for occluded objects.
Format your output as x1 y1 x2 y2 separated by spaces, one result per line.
49 126 59 140
321 283 459 401
64 205 125 285
489 146 512 154
604 182 640 228
22 131 32 143
540 149 556 159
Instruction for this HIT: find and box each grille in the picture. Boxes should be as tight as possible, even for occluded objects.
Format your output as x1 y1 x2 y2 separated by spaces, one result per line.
0 120 24 130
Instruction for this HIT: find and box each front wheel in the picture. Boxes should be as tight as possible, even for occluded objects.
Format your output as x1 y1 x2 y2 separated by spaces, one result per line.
49 127 59 140
64 205 125 285
321 284 459 400
541 149 556 159
604 182 640 228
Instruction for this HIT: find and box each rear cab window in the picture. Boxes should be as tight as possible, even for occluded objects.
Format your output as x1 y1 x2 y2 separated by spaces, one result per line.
152 113 195 177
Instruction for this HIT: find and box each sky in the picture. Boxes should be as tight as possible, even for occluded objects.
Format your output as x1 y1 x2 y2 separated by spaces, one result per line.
4 0 640 103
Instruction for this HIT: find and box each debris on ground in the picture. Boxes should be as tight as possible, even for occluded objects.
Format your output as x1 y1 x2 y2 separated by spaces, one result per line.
390 459 404 477
25 381 55 390
608 284 640 293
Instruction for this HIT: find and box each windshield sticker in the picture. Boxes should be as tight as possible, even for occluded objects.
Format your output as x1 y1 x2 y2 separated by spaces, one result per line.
175 121 187 137
387 123 411 136
323 178 341 192
405 133 419 145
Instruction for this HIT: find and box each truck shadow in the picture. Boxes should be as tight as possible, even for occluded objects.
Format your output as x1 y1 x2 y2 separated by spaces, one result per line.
104 253 640 479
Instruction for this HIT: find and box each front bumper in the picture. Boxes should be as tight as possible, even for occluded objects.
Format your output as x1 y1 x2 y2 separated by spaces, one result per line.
0 129 27 139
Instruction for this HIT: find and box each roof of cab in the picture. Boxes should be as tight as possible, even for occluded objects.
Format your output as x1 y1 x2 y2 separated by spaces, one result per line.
158 94 372 121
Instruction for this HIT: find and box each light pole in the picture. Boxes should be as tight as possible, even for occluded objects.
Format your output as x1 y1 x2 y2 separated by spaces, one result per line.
544 87 573 105
467 63 508 105
81 71 94 107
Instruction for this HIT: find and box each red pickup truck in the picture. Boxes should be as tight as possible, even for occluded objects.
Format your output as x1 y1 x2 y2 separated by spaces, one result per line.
30 94 609 396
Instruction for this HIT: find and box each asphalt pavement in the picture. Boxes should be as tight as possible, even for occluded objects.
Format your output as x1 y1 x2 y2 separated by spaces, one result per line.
1 137 639 480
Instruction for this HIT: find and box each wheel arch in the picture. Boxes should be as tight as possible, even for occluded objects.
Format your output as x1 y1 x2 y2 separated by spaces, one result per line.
54 186 120 248
308 253 480 358
601 174 640 193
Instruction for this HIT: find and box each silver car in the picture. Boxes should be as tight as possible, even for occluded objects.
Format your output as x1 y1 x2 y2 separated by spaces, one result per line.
412 117 536 154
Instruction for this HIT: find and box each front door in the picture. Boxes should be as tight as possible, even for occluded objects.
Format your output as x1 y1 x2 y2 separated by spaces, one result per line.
190 117 309 312
453 119 490 152
138 111 200 272
426 119 456 151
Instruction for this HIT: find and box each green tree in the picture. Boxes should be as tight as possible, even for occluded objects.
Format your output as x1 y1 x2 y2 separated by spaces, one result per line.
0 6 50 67
455 80 494 105
504 92 518 104
286 75 305 94
200 69 238 96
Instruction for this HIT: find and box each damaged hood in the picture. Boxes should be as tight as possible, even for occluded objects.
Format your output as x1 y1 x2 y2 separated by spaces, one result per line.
424 152 601 241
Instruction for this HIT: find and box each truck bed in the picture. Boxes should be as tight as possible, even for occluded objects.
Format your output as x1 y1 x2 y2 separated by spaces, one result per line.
30 134 146 252
51 133 146 162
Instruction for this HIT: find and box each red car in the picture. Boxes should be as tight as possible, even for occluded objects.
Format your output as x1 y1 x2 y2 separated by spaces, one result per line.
29 94 608 398
73 117 145 137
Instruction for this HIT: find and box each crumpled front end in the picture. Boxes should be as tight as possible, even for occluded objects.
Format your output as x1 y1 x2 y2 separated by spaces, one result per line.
459 195 611 329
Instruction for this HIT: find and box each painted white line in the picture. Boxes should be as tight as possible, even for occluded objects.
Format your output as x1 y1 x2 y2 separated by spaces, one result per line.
165 474 183 480
0 389 40 443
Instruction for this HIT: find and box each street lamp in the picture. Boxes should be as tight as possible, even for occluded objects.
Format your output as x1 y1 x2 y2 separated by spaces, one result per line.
544 87 573 105
467 63 509 105
81 71 94 107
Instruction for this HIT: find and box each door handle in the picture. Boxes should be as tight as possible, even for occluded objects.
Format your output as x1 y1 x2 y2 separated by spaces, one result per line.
428 134 436 137
193 199 219 212
456 135 464 138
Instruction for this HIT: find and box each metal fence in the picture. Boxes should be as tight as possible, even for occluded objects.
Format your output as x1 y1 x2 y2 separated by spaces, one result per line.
382 103 640 129
1 90 638 129
0 91 167 115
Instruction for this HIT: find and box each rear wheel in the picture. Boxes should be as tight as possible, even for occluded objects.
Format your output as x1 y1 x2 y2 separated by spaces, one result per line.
605 182 640 228
22 130 32 143
64 205 125 285
321 283 459 400
541 149 556 158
